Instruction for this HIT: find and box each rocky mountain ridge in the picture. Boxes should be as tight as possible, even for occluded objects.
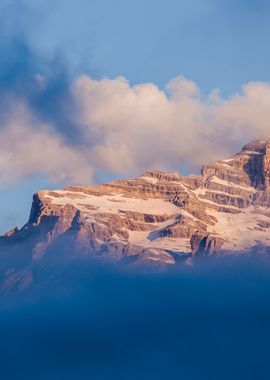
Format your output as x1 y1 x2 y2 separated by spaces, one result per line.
2 139 270 289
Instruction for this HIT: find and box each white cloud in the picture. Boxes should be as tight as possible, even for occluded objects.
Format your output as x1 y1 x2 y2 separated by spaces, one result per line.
71 75 270 177
166 76 200 99
0 103 93 186
1 75 270 186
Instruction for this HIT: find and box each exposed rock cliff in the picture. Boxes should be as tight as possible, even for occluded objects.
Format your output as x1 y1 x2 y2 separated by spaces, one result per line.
2 139 270 287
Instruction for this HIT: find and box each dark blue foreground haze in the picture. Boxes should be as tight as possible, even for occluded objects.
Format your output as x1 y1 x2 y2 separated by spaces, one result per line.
0 256 270 380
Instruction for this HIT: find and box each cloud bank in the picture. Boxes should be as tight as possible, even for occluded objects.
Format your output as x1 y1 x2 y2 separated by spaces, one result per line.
1 71 270 186
71 76 270 177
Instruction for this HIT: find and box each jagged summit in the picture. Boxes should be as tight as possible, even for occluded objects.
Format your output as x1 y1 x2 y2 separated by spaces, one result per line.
201 138 270 191
241 139 270 154
2 139 270 289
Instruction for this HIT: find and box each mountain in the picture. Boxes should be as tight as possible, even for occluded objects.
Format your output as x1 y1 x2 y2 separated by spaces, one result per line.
2 139 270 290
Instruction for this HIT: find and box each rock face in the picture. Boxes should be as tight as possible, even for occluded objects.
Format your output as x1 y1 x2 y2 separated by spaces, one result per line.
202 140 270 191
2 139 270 283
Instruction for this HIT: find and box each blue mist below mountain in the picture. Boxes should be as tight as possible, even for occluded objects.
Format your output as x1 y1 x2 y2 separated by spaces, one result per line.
1 255 270 380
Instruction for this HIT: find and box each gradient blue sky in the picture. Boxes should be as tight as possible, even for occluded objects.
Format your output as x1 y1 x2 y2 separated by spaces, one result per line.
1 0 270 232
6 0 270 94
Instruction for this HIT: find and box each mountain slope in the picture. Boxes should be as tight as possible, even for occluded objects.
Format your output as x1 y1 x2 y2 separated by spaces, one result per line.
2 139 270 280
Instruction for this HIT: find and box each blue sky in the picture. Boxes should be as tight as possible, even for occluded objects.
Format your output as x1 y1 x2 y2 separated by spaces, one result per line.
1 0 270 232
7 0 270 94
